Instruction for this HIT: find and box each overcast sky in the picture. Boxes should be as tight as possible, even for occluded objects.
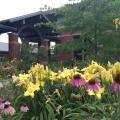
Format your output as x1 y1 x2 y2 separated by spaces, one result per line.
0 0 80 20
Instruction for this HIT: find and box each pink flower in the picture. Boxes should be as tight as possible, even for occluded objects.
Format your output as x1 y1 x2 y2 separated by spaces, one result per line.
20 104 29 113
1 101 15 116
111 73 120 92
85 79 101 91
71 74 86 87
111 82 120 91
3 66 13 70
4 101 11 105
2 105 15 116
0 101 5 110
0 82 3 88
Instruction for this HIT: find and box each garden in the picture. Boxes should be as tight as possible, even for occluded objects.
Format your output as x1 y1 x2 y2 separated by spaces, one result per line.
1 0 120 120
0 60 120 120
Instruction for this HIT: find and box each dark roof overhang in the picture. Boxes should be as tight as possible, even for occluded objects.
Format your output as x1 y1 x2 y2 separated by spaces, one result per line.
0 24 17 34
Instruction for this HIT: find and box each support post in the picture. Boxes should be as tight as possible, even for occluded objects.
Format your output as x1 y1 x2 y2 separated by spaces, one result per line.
40 39 49 64
8 33 20 60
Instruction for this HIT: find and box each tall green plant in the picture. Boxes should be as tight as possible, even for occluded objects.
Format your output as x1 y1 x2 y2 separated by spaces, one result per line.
19 43 46 70
51 0 120 62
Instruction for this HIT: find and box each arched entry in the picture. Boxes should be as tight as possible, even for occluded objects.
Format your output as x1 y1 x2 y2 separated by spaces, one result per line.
18 25 43 46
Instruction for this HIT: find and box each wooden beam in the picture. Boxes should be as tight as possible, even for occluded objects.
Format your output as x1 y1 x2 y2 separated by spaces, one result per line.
0 24 17 31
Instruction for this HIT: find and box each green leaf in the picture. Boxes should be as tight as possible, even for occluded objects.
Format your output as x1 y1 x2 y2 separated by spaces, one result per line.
40 112 44 120
80 110 89 117
31 116 35 120
46 103 55 120
64 113 80 119
43 110 48 120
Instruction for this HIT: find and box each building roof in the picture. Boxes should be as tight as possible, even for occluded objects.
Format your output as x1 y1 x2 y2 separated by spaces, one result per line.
0 24 17 33
0 10 63 42
0 11 51 23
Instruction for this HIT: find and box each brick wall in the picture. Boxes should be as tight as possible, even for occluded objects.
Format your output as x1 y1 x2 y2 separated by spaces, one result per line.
8 33 20 60
56 34 75 62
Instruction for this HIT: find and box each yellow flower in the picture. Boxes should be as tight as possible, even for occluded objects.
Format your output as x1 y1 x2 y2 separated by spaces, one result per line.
113 18 120 31
39 81 44 87
24 82 40 98
12 75 19 83
28 64 51 86
87 88 104 99
113 18 120 25
84 73 96 81
17 74 30 87
107 61 113 69
100 70 113 82
49 71 58 81
57 68 72 83
54 89 61 97
114 62 120 73
82 61 105 74
108 62 120 77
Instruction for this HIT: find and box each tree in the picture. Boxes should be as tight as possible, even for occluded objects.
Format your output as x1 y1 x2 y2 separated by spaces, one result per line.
51 0 120 62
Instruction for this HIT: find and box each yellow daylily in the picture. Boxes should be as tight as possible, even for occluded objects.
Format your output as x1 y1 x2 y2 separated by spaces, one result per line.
49 71 58 81
17 74 30 87
54 89 61 97
87 88 104 99
57 68 72 83
108 62 120 76
84 73 97 81
113 18 120 31
29 63 49 82
81 61 105 74
24 82 40 98
100 70 113 82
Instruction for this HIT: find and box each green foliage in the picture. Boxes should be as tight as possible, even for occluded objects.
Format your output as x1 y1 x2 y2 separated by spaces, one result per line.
51 0 120 62
2 61 120 119
0 61 20 78
55 39 83 52
19 43 46 71
10 83 57 120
